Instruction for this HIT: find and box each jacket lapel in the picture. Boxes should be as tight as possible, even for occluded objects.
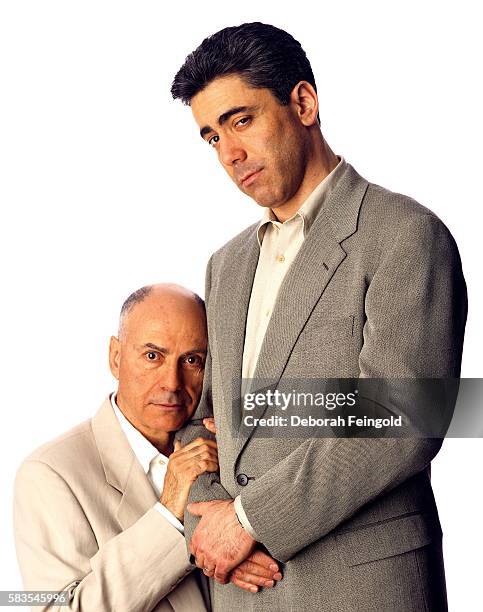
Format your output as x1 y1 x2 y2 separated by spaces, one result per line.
254 163 368 382
214 225 260 419
91 398 157 530
232 164 369 452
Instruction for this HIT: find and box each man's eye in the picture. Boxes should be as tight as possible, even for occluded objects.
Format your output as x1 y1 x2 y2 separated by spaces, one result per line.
208 135 219 147
146 351 159 361
235 116 251 127
184 355 204 367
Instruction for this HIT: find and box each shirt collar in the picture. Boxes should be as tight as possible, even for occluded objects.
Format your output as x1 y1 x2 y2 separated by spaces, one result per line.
110 393 168 473
256 155 347 246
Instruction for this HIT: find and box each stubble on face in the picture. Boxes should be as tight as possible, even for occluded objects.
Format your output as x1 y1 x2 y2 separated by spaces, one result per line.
191 75 309 211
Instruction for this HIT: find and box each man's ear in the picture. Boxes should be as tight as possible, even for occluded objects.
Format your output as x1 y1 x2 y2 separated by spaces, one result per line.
290 80 319 127
109 336 121 380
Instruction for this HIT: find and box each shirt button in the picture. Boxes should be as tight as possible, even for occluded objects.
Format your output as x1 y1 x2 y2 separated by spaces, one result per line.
277 255 285 263
236 473 249 486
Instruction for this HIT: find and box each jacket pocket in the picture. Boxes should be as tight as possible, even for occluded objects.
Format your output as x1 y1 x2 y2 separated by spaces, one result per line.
301 314 355 342
335 512 438 567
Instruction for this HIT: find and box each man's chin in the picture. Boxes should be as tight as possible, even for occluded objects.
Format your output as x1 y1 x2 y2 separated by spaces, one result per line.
152 415 187 432
243 188 280 209
147 404 189 426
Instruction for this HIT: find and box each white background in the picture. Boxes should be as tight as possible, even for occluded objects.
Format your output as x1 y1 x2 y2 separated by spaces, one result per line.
0 1 481 609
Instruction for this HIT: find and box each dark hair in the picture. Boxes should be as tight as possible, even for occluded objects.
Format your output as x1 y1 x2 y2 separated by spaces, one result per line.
171 22 317 106
119 285 154 321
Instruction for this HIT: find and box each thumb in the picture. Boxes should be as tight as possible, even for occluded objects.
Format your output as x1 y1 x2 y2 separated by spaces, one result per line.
203 417 217 435
174 439 182 452
187 501 210 516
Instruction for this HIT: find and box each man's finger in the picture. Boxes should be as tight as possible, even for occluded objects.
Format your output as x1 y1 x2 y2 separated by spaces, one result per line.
193 552 206 570
214 561 231 583
174 446 218 468
188 446 219 462
182 437 218 452
233 560 276 581
248 549 280 573
231 565 276 587
229 575 259 593
189 537 198 557
187 501 213 516
203 417 217 434
193 459 219 476
174 439 182 452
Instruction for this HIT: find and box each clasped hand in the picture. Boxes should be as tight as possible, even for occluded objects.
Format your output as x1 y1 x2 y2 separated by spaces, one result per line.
188 498 282 592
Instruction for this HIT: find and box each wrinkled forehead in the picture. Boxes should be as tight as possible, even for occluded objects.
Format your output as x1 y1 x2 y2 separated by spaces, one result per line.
121 297 207 346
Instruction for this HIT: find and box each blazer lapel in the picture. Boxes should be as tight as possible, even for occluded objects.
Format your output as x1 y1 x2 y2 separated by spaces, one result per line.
116 461 158 530
91 398 157 530
254 164 368 381
214 225 260 420
234 164 369 450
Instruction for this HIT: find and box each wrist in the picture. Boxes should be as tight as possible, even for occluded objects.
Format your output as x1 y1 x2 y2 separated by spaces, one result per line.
235 510 244 528
160 492 187 521
229 502 254 544
233 495 259 541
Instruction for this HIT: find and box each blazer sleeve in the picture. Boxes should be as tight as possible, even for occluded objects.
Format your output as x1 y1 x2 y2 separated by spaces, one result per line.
179 255 233 548
237 213 467 562
14 459 194 612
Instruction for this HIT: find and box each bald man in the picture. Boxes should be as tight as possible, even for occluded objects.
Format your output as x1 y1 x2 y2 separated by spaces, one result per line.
13 284 281 612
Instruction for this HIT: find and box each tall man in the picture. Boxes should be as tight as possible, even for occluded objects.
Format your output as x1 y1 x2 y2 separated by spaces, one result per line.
14 284 280 611
171 23 467 611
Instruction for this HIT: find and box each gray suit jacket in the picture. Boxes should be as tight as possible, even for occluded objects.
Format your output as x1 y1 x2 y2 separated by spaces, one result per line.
182 163 467 611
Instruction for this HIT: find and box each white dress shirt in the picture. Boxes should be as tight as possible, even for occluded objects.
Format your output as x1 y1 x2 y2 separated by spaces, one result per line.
236 156 347 539
110 393 185 534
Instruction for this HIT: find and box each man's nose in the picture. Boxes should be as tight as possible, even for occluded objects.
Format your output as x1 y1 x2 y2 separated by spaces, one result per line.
219 134 246 167
158 360 182 393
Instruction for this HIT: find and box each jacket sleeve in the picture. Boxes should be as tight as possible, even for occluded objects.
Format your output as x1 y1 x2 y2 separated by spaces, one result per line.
179 255 233 549
14 459 194 612
238 214 467 562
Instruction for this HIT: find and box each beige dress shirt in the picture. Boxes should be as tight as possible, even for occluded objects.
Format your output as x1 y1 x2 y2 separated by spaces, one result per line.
236 155 347 538
242 156 347 380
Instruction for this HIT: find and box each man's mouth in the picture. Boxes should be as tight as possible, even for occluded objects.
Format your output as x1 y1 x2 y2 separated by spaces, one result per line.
151 402 183 411
240 168 263 187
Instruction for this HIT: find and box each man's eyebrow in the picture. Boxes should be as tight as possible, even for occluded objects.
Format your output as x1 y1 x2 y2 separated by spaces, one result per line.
180 348 207 358
143 343 168 353
199 105 258 139
200 125 213 139
142 343 207 357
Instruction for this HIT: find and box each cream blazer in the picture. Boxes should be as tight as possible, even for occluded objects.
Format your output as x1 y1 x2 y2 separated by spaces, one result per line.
13 398 208 612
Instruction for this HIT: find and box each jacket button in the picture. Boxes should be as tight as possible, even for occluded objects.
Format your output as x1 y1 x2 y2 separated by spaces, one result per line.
236 473 249 486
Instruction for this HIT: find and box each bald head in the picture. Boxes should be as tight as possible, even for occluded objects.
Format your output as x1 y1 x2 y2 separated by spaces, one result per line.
118 283 205 341
109 283 207 447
